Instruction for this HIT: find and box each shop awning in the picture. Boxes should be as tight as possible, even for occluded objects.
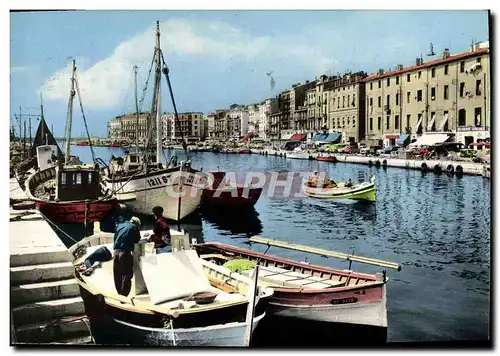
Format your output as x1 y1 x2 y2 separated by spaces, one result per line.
311 132 342 143
416 116 423 131
409 134 450 148
290 133 306 141
385 135 399 139
438 113 449 131
427 112 437 131
396 134 410 146
281 133 293 140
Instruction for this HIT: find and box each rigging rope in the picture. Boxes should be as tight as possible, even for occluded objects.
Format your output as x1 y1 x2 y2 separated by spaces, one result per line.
74 73 96 163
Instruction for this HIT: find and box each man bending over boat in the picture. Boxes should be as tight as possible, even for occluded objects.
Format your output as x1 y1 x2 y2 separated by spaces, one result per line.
148 206 172 254
113 216 141 296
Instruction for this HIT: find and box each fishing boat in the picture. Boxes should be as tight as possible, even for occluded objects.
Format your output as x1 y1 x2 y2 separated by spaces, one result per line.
69 230 273 346
101 22 208 221
304 175 376 202
23 61 117 224
195 236 400 333
202 171 262 207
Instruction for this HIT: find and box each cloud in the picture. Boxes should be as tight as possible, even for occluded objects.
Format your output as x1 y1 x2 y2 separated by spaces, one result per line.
38 18 339 109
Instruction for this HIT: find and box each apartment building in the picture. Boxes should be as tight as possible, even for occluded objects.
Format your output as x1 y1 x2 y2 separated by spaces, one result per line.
107 113 150 140
325 72 367 143
205 114 216 139
364 41 490 147
163 112 204 142
247 104 259 134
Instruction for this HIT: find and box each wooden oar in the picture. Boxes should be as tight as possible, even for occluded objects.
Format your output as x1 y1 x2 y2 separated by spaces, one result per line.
249 236 401 271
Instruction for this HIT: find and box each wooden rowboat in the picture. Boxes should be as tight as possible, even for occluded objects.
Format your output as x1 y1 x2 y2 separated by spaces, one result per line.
194 238 397 332
304 176 376 202
68 231 273 346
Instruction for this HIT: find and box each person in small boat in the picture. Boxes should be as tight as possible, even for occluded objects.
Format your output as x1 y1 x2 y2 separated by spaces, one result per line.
148 206 172 254
308 172 319 187
113 216 142 296
345 178 353 187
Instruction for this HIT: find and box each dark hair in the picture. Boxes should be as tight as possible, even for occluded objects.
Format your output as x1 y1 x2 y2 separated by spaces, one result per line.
152 206 164 216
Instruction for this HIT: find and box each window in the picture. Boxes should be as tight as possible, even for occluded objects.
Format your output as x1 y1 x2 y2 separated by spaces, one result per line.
407 91 411 103
369 117 373 131
396 93 400 105
332 98 335 107
444 85 449 100
417 89 423 102
431 87 436 100
343 96 345 108
386 95 390 109
407 74 411 82
378 96 381 107
476 57 481 65
418 71 422 79
353 118 356 127
347 118 350 125
458 109 466 126
386 116 390 130
444 65 449 75
460 61 465 73
406 114 411 130
370 82 373 90
61 173 66 185
378 117 381 130
460 82 465 97
396 76 399 85
76 173 82 185
395 115 399 130
347 95 350 107
387 78 390 87
353 94 356 106
338 98 340 109
88 173 92 184
378 80 381 89
370 97 373 106
431 68 436 78
476 80 482 95
475 107 482 126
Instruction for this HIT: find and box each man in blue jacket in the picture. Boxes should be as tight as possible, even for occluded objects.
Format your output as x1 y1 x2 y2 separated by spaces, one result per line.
113 216 141 296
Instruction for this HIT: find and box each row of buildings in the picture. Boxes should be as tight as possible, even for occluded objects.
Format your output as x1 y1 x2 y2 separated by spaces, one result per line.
108 40 490 147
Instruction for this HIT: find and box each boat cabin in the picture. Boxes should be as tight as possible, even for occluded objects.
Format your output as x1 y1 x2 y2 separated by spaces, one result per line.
55 165 101 201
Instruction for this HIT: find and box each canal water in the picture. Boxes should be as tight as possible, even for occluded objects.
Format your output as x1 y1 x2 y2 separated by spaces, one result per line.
59 144 491 345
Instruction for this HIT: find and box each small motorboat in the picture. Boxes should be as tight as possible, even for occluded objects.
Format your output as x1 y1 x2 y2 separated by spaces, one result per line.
304 175 376 202
286 152 312 160
239 149 251 154
202 171 263 206
316 155 337 162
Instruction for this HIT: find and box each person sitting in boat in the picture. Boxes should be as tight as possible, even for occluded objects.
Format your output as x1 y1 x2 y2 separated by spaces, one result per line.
307 172 319 187
113 216 142 297
345 178 353 187
148 206 171 254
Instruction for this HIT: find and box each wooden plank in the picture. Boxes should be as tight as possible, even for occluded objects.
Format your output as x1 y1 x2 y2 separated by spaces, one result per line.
249 236 401 271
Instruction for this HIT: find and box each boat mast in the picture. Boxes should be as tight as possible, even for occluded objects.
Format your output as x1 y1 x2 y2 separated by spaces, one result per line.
40 93 47 145
133 65 140 152
154 21 162 166
64 60 77 164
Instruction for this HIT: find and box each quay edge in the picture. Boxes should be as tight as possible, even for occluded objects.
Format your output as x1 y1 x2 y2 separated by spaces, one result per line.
252 150 485 176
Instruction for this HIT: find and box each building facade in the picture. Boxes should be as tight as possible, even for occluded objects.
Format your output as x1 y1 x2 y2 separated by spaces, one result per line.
162 112 204 142
107 113 150 140
364 42 490 147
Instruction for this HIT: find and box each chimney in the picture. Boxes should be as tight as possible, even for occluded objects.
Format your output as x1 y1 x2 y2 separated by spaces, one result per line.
442 48 450 59
397 64 403 71
416 58 423 66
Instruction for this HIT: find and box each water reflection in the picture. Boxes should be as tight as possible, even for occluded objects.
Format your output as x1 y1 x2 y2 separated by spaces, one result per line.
200 205 263 238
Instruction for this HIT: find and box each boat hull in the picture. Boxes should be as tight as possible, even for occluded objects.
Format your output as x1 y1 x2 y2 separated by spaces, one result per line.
108 168 207 221
35 199 117 224
89 311 266 347
316 156 337 162
287 153 312 160
304 181 376 202
202 186 263 206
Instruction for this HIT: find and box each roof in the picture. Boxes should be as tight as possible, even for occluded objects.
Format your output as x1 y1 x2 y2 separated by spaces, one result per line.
363 48 489 82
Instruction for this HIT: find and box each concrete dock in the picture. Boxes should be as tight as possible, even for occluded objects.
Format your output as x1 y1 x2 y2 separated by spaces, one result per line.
252 150 484 176
10 207 92 344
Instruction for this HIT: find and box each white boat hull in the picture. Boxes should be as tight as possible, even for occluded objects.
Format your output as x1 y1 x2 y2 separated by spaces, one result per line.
107 169 207 221
109 312 266 346
287 153 311 160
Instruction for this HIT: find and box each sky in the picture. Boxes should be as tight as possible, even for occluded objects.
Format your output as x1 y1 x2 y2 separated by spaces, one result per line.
10 10 490 138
